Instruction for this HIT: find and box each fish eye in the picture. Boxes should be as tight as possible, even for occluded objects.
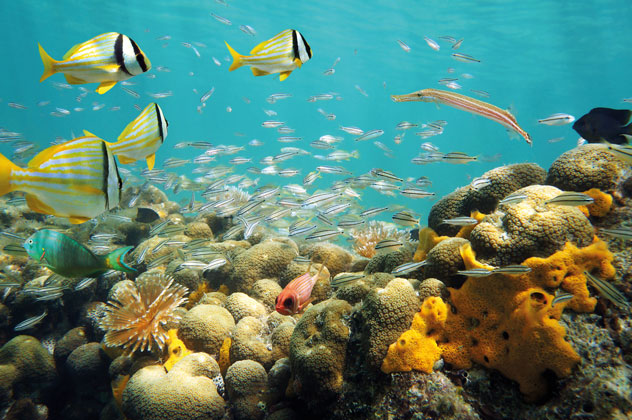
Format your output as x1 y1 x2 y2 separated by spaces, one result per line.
27 239 33 244
284 297 293 307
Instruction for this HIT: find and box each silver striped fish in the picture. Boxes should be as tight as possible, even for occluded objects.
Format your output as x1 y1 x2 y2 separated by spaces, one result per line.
225 29 312 81
38 32 151 94
108 103 168 170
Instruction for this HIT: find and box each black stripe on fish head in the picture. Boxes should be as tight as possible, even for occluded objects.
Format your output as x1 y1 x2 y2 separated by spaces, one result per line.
154 103 168 143
297 31 312 62
102 141 122 210
129 36 150 73
101 140 110 209
291 29 300 61
114 34 132 76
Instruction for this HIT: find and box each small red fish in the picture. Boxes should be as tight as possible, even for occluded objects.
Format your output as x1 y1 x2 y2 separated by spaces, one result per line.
275 263 327 315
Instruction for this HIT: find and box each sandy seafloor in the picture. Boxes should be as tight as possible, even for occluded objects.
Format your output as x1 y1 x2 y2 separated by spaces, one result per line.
0 1 632 419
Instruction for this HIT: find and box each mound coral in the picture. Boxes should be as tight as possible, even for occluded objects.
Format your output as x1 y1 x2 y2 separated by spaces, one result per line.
349 221 409 258
383 239 616 401
546 144 628 192
100 273 188 354
429 163 547 236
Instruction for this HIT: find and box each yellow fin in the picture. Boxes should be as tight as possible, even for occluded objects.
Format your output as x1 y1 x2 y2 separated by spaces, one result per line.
0 152 19 196
294 58 302 68
69 216 91 224
249 39 270 55
25 194 56 216
146 154 155 171
38 43 57 82
27 144 66 168
62 42 82 60
96 81 117 94
64 74 87 85
251 67 270 76
117 155 137 164
279 71 292 81
82 130 100 138
225 41 244 72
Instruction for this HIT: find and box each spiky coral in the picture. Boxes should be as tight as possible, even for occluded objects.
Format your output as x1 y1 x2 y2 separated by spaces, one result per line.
349 221 409 258
100 273 188 354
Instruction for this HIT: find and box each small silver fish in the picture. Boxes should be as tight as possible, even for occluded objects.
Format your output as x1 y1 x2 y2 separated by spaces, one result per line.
391 261 427 276
74 277 97 291
492 265 532 275
442 216 479 226
305 229 342 241
537 113 575 126
14 310 48 331
544 192 594 207
584 271 628 308
599 227 632 241
499 193 528 206
331 273 365 288
551 291 574 307
457 268 494 277
397 40 411 52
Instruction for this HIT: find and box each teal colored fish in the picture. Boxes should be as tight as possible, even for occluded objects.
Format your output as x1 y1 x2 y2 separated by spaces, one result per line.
23 229 136 278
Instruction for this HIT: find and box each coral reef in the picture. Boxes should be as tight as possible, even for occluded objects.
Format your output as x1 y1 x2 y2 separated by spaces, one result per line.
348 221 409 258
223 292 268 322
546 144 628 192
177 304 235 355
469 185 595 267
383 239 616 401
229 316 274 369
229 238 299 292
122 353 225 420
289 299 352 409
225 360 269 420
429 163 547 236
301 242 353 277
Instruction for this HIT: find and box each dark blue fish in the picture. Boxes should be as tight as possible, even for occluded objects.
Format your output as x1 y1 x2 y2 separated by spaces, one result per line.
572 107 632 144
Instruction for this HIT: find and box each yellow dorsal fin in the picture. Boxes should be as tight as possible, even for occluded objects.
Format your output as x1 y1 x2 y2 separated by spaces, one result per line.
27 145 66 168
62 42 83 60
279 71 292 81
96 81 117 94
146 154 155 170
82 130 101 139
249 39 270 55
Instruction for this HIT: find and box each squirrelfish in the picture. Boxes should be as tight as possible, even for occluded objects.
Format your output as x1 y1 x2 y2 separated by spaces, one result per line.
38 32 151 94
275 262 328 315
107 103 168 170
225 29 312 81
0 134 122 224
24 229 135 278
392 88 532 145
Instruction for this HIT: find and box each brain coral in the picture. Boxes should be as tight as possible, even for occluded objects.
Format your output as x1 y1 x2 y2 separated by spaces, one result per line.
301 242 353 277
358 278 421 370
229 316 274 369
122 352 225 420
546 144 628 192
229 238 299 292
289 299 352 408
469 185 595 266
0 335 58 402
223 292 268 323
429 163 546 236
225 360 268 420
177 304 235 356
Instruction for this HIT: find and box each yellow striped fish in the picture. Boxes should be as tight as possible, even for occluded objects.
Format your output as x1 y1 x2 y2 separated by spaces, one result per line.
107 103 168 170
225 29 312 81
391 88 532 145
38 32 151 94
0 134 121 224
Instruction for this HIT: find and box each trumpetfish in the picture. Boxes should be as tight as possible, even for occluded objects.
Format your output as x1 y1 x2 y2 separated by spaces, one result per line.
391 88 532 145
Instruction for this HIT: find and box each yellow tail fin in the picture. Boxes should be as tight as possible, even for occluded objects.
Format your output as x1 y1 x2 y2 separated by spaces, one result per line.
0 152 20 197
38 43 57 82
225 41 244 71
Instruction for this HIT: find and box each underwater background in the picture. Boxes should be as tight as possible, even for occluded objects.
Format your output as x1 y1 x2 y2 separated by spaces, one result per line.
1 1 632 420
2 0 630 216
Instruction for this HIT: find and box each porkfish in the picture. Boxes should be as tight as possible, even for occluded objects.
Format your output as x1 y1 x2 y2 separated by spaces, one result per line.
24 229 135 278
0 134 122 224
225 29 312 81
38 32 151 94
107 103 168 170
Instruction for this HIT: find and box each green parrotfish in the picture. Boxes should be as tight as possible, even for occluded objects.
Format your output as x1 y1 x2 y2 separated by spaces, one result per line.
23 229 136 278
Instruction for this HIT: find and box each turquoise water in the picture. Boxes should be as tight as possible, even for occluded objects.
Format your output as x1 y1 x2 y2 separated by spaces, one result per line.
1 0 630 218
